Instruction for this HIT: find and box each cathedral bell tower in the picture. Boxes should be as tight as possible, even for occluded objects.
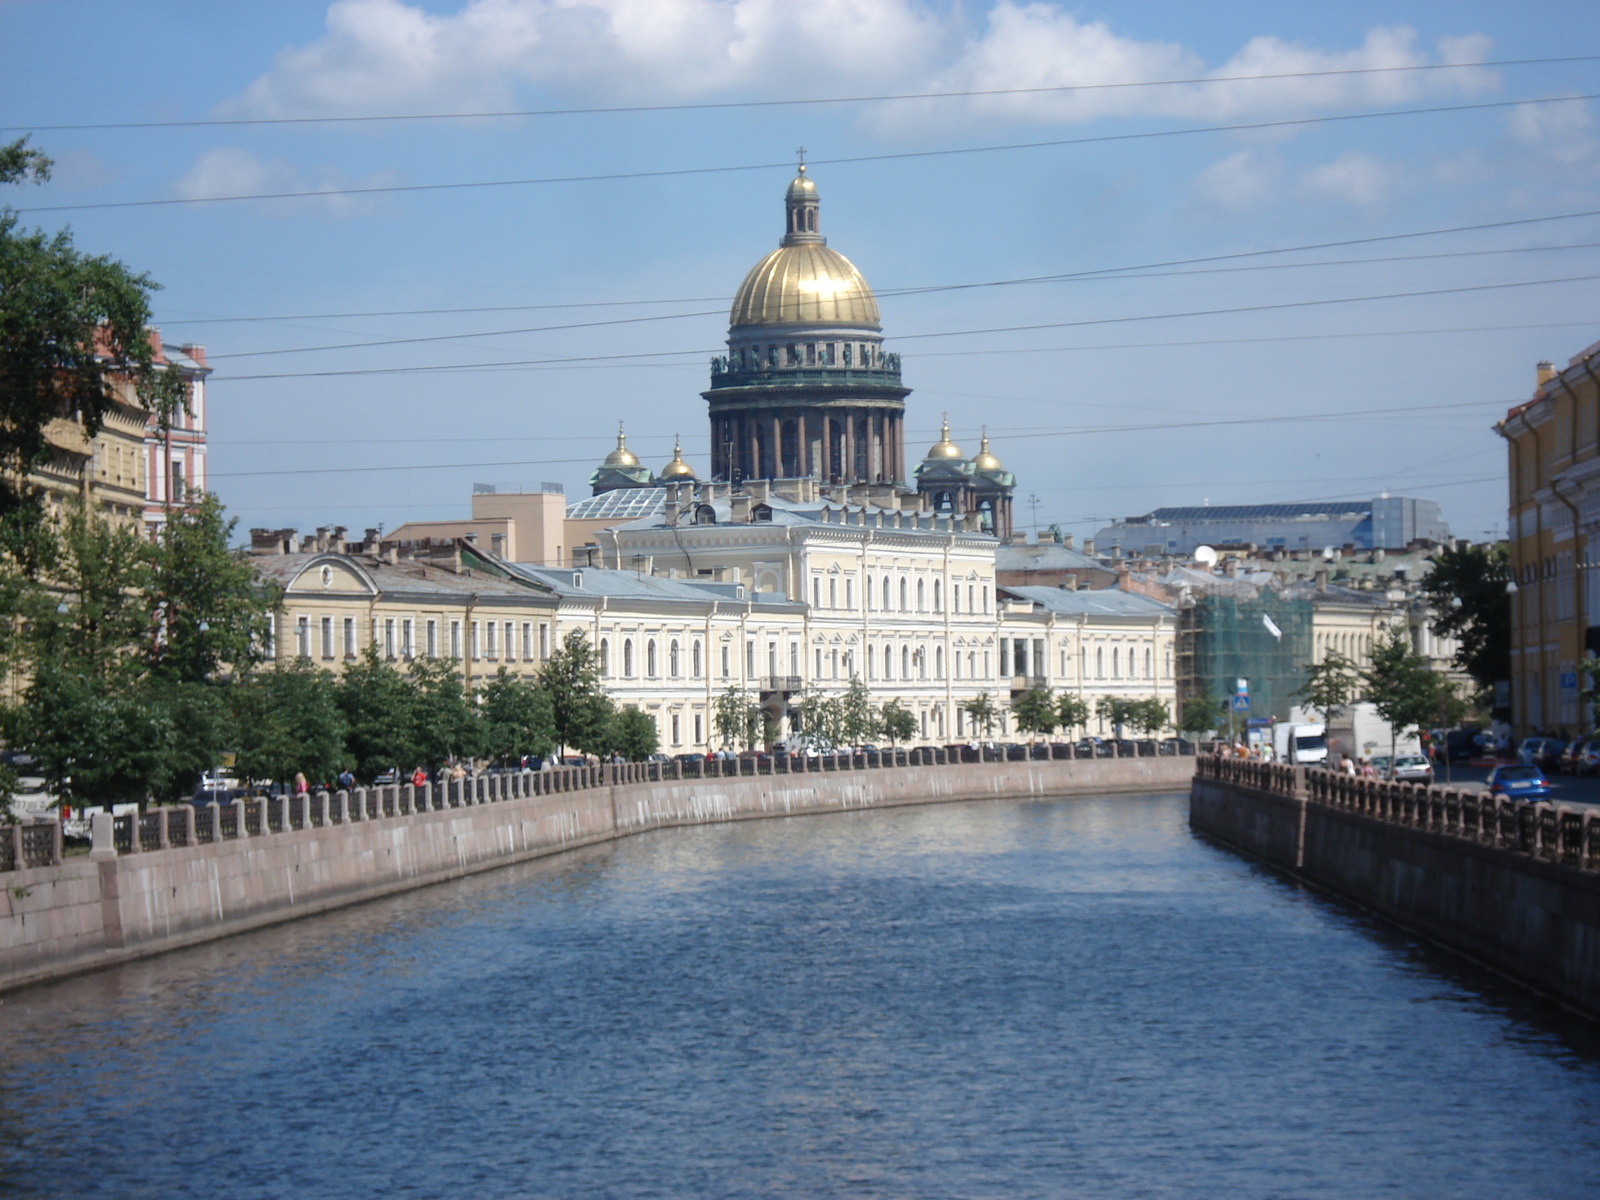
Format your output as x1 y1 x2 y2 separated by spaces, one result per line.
703 167 910 485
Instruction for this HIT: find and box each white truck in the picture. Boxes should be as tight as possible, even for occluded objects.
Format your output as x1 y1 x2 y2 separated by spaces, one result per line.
1272 722 1328 765
1324 701 1421 767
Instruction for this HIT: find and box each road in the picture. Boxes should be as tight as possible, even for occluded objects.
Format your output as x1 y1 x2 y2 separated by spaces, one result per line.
1419 763 1600 807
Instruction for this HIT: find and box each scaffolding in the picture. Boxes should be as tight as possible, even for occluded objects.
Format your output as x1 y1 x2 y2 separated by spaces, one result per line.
1178 592 1314 724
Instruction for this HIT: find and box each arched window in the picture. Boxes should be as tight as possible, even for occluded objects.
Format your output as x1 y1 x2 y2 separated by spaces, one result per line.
865 575 873 610
916 579 925 611
884 645 894 679
935 646 944 678
623 639 635 677
899 578 908 611
692 640 702 677
670 640 681 676
753 504 773 522
1096 647 1104 678
933 580 942 611
1112 648 1120 679
883 577 892 609
646 639 657 677
1145 647 1152 678
599 638 610 675
902 645 911 677
694 505 716 525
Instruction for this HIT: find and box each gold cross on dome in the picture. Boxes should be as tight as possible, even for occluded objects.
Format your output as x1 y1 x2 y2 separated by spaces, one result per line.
795 145 807 168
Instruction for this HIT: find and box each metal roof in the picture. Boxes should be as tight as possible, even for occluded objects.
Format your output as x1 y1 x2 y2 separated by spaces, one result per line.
1002 586 1174 616
1124 502 1372 524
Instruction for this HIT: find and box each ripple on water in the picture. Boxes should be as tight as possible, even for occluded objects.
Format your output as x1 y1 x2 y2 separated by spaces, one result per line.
2 792 1600 1199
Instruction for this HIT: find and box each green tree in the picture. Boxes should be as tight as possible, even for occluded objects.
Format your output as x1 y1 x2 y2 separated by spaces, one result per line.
1295 650 1362 723
541 630 612 756
226 662 347 788
478 667 555 765
961 692 997 739
797 689 844 749
837 677 882 746
714 685 764 749
1096 696 1144 738
1365 626 1452 769
605 706 659 761
1 138 187 542
409 657 481 770
879 699 917 746
1010 685 1057 741
148 494 277 685
1056 693 1091 737
334 646 416 782
1123 697 1170 737
1420 541 1511 698
1179 695 1227 737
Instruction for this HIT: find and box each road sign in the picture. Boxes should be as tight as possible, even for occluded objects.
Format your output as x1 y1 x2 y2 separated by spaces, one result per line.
1232 693 1252 712
1561 671 1579 692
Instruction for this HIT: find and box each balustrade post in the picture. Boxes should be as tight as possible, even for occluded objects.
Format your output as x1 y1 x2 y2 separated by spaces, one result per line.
88 811 115 860
10 822 25 867
157 806 172 849
229 798 245 838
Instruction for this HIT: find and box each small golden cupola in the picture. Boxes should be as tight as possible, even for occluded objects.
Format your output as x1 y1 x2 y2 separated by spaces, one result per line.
659 435 696 480
972 429 1003 473
589 421 654 495
925 415 965 461
603 422 640 468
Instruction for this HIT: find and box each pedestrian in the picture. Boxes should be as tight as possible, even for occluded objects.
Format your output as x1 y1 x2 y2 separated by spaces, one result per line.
293 771 308 796
450 762 467 782
336 766 355 793
1341 755 1357 776
411 765 427 789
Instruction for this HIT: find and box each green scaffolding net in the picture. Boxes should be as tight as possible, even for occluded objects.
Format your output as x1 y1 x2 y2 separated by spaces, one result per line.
1180 592 1314 725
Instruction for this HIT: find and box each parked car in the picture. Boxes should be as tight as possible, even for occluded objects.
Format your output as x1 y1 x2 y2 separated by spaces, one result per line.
1371 754 1433 784
1518 737 1567 772
1444 728 1484 762
1486 763 1551 800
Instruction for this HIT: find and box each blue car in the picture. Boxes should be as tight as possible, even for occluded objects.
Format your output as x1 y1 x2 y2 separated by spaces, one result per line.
1486 763 1551 800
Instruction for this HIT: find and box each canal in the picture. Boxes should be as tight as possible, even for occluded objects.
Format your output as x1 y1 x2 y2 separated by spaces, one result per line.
3 791 1600 1198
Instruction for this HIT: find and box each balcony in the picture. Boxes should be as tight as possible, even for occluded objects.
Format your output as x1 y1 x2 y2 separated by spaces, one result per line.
760 675 804 694
708 355 903 392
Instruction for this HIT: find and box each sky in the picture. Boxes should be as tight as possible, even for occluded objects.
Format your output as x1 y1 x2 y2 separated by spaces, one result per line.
4 0 1599 546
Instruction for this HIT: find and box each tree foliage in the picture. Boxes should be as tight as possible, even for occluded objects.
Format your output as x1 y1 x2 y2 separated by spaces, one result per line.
961 692 997 738
879 699 917 746
1178 696 1226 736
1295 650 1362 722
478 667 554 765
334 647 416 783
1056 693 1091 736
541 630 613 755
1010 685 1057 740
227 662 347 787
715 685 765 749
1421 542 1512 696
1364 626 1454 761
604 706 659 761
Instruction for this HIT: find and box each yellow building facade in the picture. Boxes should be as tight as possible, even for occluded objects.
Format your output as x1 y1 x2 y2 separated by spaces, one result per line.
1498 338 1600 735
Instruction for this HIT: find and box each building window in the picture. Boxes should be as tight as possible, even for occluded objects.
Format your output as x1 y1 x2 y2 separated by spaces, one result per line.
694 713 703 744
450 621 462 659
865 575 872 610
600 638 610 675
262 616 277 660
623 638 634 677
295 615 310 659
830 649 839 679
918 647 927 680
1097 647 1105 678
902 645 911 678
968 584 975 612
470 622 480 660
504 622 514 660
383 619 396 660
984 651 991 677
982 588 990 614
1145 647 1152 678
427 619 438 659
953 585 961 614
671 713 681 745
933 580 941 611
900 578 908 611
789 642 799 676
816 647 824 677
936 646 944 679
693 639 702 677
917 579 925 611
402 619 414 659
746 640 755 677
721 644 731 678
829 577 837 609
884 645 893 679
813 577 822 608
343 617 357 658
320 616 333 660
670 639 681 677
485 621 496 659
883 577 892 609
647 638 658 677
539 623 550 660
521 623 532 660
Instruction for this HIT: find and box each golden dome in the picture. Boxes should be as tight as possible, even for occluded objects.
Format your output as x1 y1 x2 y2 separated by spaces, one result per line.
730 244 880 329
603 423 639 468
659 436 696 480
926 415 964 460
973 430 1003 472
730 168 880 330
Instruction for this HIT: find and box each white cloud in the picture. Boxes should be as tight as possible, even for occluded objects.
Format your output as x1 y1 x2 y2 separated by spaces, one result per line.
1299 150 1396 208
1506 96 1597 164
1193 149 1280 211
173 147 400 216
223 0 1497 128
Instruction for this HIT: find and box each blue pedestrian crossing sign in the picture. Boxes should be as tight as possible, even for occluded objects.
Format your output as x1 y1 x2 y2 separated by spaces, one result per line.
1231 693 1251 712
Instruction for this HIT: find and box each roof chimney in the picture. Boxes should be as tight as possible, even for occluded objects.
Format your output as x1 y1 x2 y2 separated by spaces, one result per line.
1537 360 1556 388
1082 537 1095 556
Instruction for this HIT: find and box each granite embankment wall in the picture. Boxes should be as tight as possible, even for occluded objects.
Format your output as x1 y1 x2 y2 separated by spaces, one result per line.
1191 757 1600 1017
2 754 1190 992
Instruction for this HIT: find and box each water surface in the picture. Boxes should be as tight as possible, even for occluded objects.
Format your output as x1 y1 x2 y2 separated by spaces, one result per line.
3 792 1598 1198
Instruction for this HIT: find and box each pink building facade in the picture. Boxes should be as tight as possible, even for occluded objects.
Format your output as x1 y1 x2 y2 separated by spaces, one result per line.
143 339 210 536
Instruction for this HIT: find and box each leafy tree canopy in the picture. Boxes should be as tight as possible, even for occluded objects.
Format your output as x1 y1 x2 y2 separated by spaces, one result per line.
1421 542 1511 696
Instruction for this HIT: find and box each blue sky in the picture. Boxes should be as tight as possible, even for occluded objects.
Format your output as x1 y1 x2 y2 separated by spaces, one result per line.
4 0 1600 545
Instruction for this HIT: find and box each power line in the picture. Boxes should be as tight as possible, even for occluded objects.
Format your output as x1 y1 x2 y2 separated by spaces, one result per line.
9 54 1591 133
161 206 1600 330
205 272 1600 380
17 92 1598 215
200 242 1600 360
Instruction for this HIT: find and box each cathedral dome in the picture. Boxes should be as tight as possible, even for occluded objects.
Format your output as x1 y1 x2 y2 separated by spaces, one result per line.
729 167 881 330
925 416 964 460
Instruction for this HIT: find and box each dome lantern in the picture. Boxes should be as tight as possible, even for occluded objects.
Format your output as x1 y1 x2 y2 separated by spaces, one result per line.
783 164 822 246
603 422 639 468
973 428 1003 473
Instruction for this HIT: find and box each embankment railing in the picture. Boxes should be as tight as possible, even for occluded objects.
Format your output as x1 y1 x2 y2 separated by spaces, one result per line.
7 739 1196 871
1196 754 1600 868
